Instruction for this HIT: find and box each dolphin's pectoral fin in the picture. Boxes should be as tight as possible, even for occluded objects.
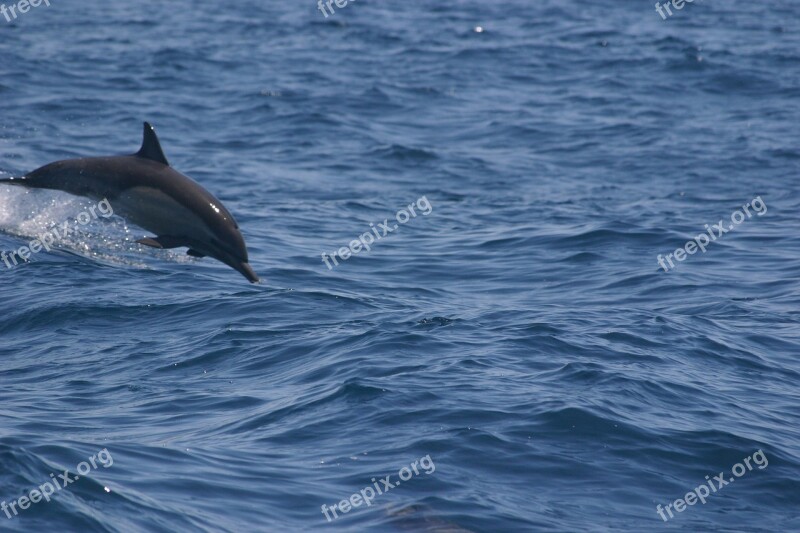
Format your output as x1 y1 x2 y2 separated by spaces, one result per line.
187 249 206 258
136 236 186 249
136 237 163 249
135 122 170 166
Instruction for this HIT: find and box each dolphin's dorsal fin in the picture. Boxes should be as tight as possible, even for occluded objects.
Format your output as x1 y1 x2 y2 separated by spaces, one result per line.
136 122 169 166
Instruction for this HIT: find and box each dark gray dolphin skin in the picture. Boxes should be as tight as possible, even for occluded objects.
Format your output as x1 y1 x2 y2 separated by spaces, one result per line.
0 122 259 283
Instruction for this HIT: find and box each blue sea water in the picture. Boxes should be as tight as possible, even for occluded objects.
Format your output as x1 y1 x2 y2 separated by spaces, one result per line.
1 0 799 531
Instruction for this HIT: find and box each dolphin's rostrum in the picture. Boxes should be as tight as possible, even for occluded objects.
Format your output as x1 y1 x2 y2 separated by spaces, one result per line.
0 123 259 283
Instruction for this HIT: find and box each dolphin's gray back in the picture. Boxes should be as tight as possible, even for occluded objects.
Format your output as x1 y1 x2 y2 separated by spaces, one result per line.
24 155 239 233
2 121 259 282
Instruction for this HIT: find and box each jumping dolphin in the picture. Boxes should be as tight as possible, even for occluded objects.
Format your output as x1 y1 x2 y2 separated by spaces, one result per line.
0 122 259 283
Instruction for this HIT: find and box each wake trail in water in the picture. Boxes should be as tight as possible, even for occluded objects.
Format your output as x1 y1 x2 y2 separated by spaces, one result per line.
0 186 190 269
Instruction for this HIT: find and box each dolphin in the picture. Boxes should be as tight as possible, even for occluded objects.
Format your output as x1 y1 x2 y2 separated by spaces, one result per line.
0 122 259 283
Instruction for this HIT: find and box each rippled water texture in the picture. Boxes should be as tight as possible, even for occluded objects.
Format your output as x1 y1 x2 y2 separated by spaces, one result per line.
1 1 799 531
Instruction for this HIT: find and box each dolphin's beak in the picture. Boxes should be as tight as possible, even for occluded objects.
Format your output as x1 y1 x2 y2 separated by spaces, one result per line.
210 248 260 283
235 261 260 283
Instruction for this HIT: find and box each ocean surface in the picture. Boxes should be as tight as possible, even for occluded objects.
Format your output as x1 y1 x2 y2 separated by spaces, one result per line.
1 1 799 531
